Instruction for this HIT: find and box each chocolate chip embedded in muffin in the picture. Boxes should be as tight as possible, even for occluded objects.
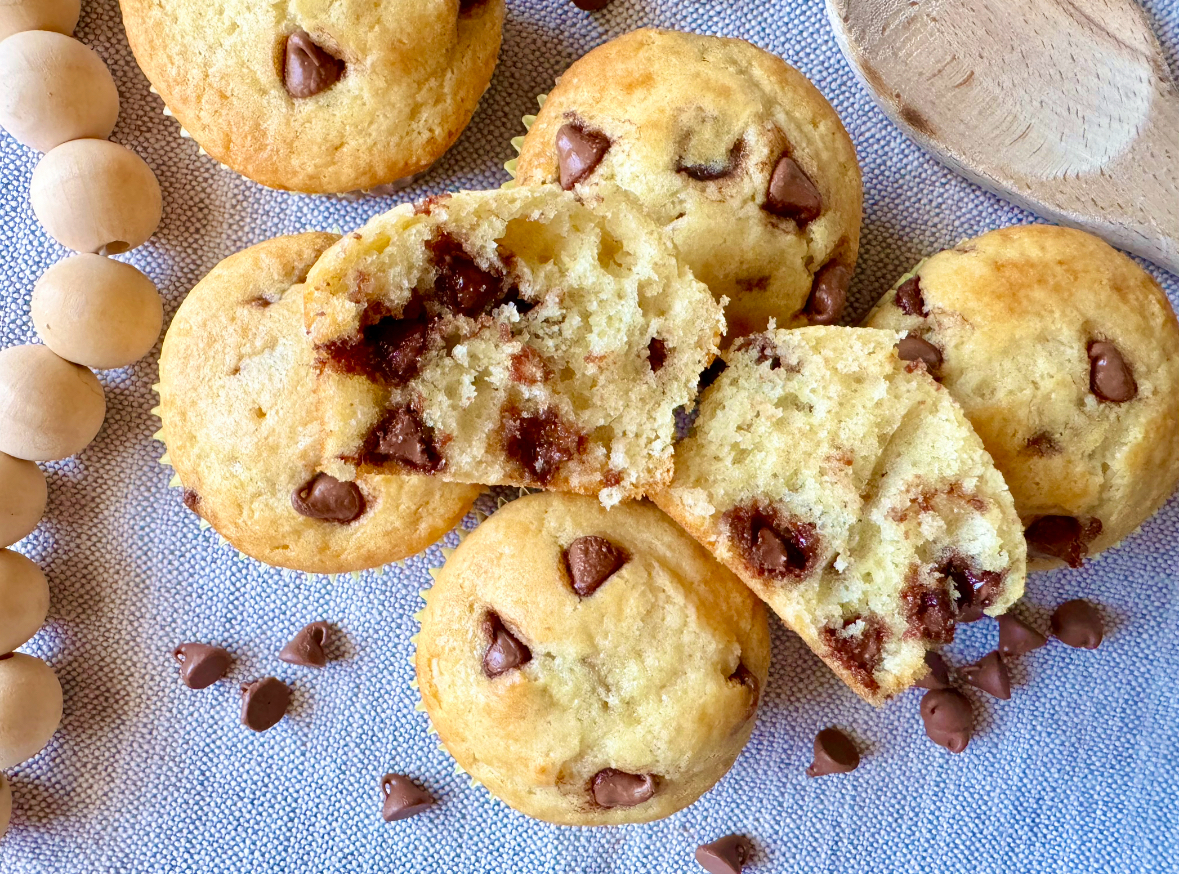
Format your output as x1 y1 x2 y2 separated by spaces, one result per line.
1050 599 1103 649
428 233 514 317
821 615 887 691
896 335 943 377
805 262 850 325
938 555 1003 623
555 123 610 190
564 535 627 597
1087 340 1137 402
727 662 760 720
278 622 332 668
320 301 432 386
380 774 434 821
182 488 201 513
1024 515 1101 568
763 153 822 225
362 406 441 472
920 687 973 753
723 503 819 580
676 140 744 182
172 642 231 690
240 677 292 732
961 650 1010 699
501 406 582 485
481 612 531 678
900 581 958 643
291 474 365 524
590 769 656 808
894 276 927 317
647 338 668 372
283 31 344 99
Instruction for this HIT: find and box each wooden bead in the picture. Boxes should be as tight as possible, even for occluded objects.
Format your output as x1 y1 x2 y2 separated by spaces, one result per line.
0 31 118 153
33 255 163 369
0 453 46 548
0 653 63 769
0 0 79 43
0 550 49 655
0 772 10 841
0 345 105 462
31 139 162 255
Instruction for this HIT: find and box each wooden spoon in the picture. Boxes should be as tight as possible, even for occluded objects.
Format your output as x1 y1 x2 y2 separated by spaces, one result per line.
826 0 1179 274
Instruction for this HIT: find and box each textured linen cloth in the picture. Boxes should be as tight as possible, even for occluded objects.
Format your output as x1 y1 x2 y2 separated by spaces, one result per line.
2 1 1178 871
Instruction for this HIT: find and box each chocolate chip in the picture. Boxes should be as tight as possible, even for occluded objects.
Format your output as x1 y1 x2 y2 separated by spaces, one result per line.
698 358 728 390
1025 515 1101 568
920 688 973 753
182 489 200 513
564 536 627 597
806 727 860 777
894 276 927 317
915 650 951 690
427 234 514 317
380 774 434 821
998 614 1047 657
695 835 754 874
896 335 943 377
647 337 667 372
1024 431 1060 455
502 407 580 485
321 302 431 386
806 262 850 325
723 503 820 580
482 612 531 678
556 123 610 190
172 643 231 690
245 295 274 309
728 662 760 719
763 154 822 225
901 583 958 644
961 650 1010 699
572 0 612 10
939 556 1004 622
283 30 343 99
365 406 440 472
291 474 365 524
240 677 292 732
278 622 332 668
1088 340 1137 402
590 769 656 808
820 616 887 692
677 140 744 182
736 335 782 368
1050 599 1103 649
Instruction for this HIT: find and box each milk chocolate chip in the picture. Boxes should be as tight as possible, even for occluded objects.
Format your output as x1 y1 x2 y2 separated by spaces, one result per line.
590 769 656 808
278 622 331 668
1025 515 1101 568
1051 599 1103 649
806 727 860 777
894 276 927 317
920 688 973 753
939 556 1003 623
728 662 760 720
1088 340 1137 402
564 536 627 597
428 234 513 317
283 31 343 99
695 835 754 874
915 650 951 690
901 582 958 644
764 154 822 224
961 650 1010 700
723 503 819 580
821 616 886 691
698 358 728 390
647 337 667 372
502 407 580 485
677 141 744 182
998 614 1047 657
556 123 609 190
366 406 440 472
321 302 431 386
240 677 291 732
482 612 531 678
806 262 850 325
172 642 231 690
380 774 434 821
292 474 365 524
896 335 943 377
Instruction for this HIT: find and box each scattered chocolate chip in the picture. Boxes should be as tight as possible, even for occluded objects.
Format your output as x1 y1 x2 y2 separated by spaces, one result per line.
894 276 927 317
283 30 344 99
998 614 1047 657
364 406 440 472
572 0 612 10
1025 515 1101 568
695 835 754 874
590 769 656 808
806 727 860 777
291 474 365 524
915 651 951 690
502 406 581 485
278 622 332 668
428 234 513 317
806 262 850 325
380 774 434 821
698 358 728 390
564 536 627 597
728 662 760 719
182 489 200 512
556 123 610 190
896 335 943 377
172 643 231 690
240 677 292 732
821 616 887 692
961 650 1010 699
763 154 822 225
647 337 668 372
939 556 1003 623
1088 340 1137 403
482 612 531 678
723 503 820 580
321 301 431 386
920 688 973 753
901 582 958 644
677 140 744 182
1050 599 1103 649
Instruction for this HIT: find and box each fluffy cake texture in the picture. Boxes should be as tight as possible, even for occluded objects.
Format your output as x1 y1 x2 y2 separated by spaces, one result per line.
304 185 724 505
119 0 503 193
514 28 862 339
864 225 1179 569
416 492 771 825
651 327 1027 704
158 233 482 574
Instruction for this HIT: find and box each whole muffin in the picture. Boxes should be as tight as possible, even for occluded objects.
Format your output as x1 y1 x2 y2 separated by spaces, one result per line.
864 225 1179 569
120 0 504 193
416 492 770 825
515 28 862 339
158 233 482 573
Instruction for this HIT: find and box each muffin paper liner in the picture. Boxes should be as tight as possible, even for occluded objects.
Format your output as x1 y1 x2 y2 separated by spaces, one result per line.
501 93 547 189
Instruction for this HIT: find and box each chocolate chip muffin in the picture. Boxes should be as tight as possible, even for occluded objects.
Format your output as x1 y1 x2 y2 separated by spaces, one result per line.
158 233 482 574
863 225 1179 570
119 0 503 193
415 492 770 825
304 185 724 506
514 28 862 339
651 327 1027 705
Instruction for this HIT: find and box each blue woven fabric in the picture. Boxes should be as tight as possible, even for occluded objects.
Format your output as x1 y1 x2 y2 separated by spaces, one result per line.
2 0 1177 871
